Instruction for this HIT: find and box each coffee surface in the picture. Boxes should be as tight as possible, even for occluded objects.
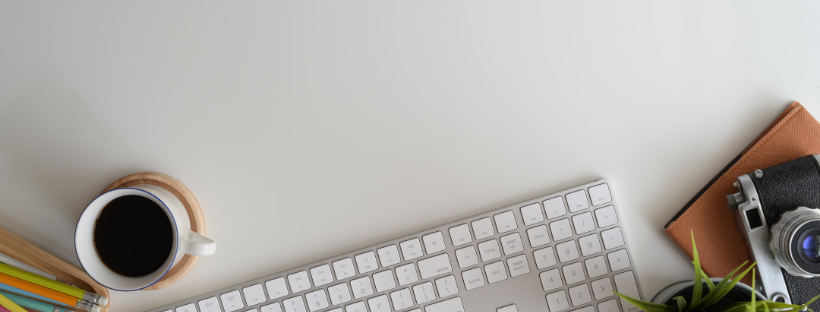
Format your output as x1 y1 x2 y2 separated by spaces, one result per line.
94 195 174 277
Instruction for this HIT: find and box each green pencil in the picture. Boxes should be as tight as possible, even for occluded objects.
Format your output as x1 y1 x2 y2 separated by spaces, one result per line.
0 264 107 306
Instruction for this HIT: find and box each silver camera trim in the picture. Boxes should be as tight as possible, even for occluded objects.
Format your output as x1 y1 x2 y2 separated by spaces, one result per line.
731 174 792 304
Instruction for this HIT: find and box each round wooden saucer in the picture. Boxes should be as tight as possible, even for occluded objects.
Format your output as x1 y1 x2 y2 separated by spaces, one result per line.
102 172 205 291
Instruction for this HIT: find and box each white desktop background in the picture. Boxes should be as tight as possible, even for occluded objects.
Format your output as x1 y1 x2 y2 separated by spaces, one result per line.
1 2 819 311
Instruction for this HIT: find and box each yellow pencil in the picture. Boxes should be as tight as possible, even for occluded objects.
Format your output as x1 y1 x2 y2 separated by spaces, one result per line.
0 292 27 312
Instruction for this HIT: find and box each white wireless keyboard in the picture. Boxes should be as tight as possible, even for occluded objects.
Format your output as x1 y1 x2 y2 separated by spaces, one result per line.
147 179 643 312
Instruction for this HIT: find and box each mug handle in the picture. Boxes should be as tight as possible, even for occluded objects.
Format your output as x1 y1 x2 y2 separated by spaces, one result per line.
181 232 217 256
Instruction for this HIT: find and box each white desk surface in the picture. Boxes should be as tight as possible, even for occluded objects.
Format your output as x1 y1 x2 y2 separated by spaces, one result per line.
1 2 819 311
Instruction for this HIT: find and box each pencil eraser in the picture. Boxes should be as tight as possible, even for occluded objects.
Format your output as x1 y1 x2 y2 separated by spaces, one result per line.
92 305 101 312
98 296 109 306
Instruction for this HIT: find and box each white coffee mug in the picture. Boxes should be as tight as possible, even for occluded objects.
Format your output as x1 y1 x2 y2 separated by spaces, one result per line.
75 184 216 291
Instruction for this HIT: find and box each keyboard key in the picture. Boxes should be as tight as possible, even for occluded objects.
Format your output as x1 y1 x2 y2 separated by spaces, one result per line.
485 261 508 284
390 288 413 311
578 234 602 256
221 290 244 312
367 295 391 312
550 218 573 241
562 262 586 284
521 203 544 225
534 247 557 269
176 303 197 312
601 227 625 249
472 218 495 239
449 224 473 246
354 251 379 274
399 238 424 260
585 255 608 278
544 197 567 219
498 305 518 312
328 309 342 312
265 278 288 300
462 267 486 290
569 284 592 306
566 190 590 212
305 290 329 312
556 240 580 263
435 275 459 297
539 269 563 291
572 306 595 312
260 302 282 312
595 205 619 228
423 231 447 254
417 253 453 279
282 297 307 312
589 183 612 206
412 282 436 304
598 299 620 312
608 249 632 271
572 212 595 234
527 225 551 247
198 297 221 312
328 283 352 305
345 301 366 312
310 264 334 287
350 276 374 299
288 271 311 293
494 211 518 233
455 245 479 268
546 290 570 312
500 233 524 255
243 284 266 307
333 258 356 280
591 277 614 300
478 239 502 261
506 254 530 277
377 245 401 267
613 271 641 312
395 263 419 286
373 270 397 292
426 297 465 312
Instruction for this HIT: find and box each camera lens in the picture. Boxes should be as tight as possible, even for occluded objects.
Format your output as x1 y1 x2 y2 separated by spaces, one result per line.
770 207 820 277
803 235 820 259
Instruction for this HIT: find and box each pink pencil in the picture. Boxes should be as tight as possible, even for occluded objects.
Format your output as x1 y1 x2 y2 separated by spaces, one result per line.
0 305 10 312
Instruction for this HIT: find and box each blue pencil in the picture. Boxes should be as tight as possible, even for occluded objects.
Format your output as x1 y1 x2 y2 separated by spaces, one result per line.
0 282 63 307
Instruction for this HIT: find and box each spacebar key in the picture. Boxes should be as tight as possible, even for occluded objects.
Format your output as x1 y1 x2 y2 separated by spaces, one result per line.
417 254 453 279
426 297 465 312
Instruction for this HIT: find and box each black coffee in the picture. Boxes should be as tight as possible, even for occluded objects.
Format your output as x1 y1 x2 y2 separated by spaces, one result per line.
93 195 174 277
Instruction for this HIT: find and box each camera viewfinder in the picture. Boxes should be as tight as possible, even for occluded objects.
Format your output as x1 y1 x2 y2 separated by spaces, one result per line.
745 208 764 230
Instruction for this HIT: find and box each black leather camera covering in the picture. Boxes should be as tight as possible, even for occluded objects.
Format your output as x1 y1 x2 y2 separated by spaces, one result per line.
751 155 820 310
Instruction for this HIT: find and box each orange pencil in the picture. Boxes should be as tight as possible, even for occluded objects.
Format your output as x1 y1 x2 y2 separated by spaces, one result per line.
0 273 93 311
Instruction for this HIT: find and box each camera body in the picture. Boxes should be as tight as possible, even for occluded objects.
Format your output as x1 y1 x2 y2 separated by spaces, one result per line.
728 154 820 310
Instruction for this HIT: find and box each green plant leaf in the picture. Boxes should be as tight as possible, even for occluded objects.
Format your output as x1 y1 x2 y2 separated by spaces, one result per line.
672 296 687 312
615 292 676 312
689 230 703 311
748 269 755 312
700 268 715 291
698 261 753 308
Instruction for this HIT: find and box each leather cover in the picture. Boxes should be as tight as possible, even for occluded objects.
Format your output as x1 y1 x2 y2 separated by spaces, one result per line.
665 102 820 304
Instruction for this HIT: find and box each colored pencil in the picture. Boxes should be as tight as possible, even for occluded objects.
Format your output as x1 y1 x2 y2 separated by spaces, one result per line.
0 292 29 312
0 254 56 282
0 274 84 309
0 281 64 307
0 264 106 306
0 291 67 312
0 305 9 312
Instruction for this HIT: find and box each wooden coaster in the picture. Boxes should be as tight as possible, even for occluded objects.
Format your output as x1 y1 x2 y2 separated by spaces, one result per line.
102 172 205 291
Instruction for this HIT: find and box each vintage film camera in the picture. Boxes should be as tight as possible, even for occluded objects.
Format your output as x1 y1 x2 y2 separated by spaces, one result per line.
728 154 820 309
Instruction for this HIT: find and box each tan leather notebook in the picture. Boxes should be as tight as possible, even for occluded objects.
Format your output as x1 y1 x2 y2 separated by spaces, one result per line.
665 102 820 282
